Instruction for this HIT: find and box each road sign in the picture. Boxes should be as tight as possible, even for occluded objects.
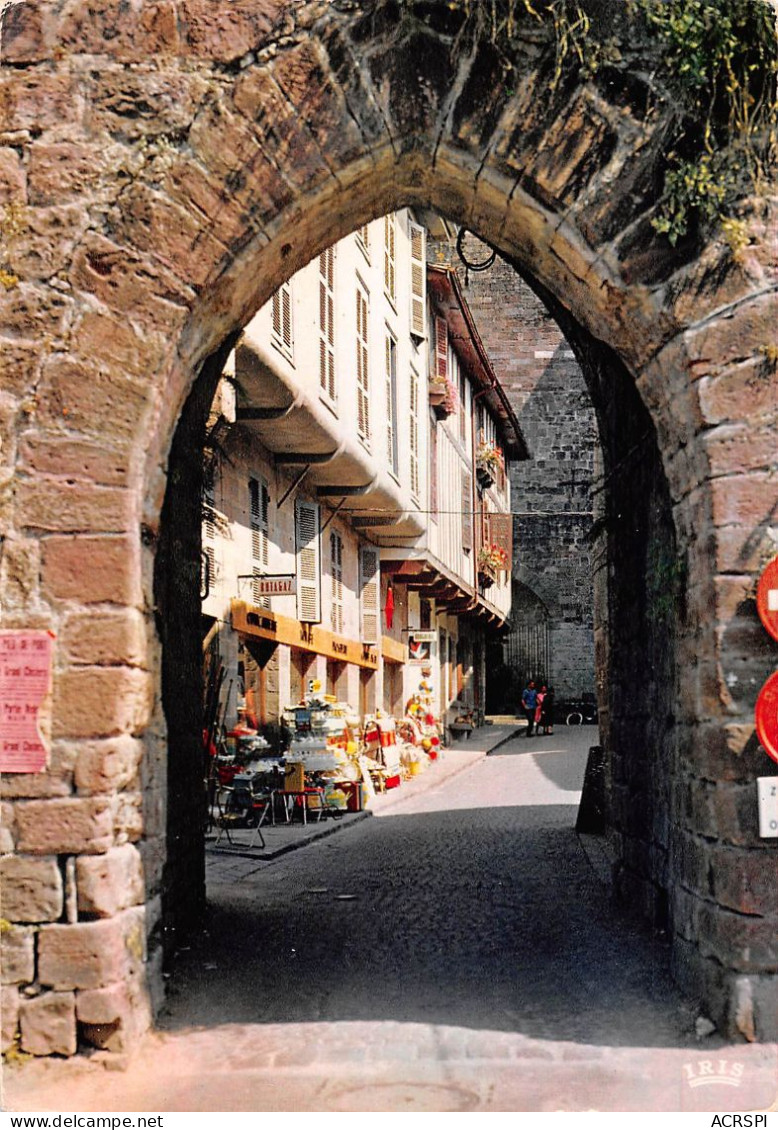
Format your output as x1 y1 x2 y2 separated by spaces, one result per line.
757 777 778 837
756 556 778 642
755 670 778 765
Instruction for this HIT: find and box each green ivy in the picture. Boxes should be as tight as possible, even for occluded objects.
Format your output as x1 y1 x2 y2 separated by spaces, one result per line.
636 0 778 243
440 0 777 244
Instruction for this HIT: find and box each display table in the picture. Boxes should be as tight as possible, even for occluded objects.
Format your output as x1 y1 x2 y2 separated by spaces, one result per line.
275 787 325 825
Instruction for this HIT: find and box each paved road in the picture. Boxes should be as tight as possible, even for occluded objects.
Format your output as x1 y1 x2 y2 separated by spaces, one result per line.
7 728 777 1112
169 727 692 1043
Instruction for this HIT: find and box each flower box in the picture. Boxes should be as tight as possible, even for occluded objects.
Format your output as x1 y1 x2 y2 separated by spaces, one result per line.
476 466 494 490
477 567 495 590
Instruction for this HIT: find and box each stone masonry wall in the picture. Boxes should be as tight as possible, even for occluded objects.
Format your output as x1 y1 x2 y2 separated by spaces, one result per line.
0 0 775 1051
453 243 598 702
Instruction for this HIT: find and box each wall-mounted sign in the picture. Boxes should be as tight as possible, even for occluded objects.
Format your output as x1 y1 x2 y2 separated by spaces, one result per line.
232 600 378 669
253 575 296 597
755 670 778 766
757 777 778 838
408 633 435 663
0 630 54 773
757 556 778 643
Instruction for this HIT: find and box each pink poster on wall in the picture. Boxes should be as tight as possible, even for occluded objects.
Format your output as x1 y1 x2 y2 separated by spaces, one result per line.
0 630 54 773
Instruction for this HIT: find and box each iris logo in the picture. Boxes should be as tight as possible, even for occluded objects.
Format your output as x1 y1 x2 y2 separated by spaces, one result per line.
683 1059 745 1088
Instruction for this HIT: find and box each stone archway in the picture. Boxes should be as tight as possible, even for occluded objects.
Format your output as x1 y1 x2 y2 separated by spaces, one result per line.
1 1 776 1053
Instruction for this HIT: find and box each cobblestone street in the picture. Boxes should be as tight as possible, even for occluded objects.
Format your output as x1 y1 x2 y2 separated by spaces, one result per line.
7 727 777 1112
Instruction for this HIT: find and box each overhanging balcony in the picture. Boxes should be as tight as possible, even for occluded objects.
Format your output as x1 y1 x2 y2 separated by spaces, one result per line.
234 337 424 541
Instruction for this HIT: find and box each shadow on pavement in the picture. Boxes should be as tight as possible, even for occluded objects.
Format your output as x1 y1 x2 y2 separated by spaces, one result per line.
160 802 698 1050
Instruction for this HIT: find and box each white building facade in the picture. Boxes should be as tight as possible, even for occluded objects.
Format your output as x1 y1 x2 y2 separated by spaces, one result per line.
202 211 525 738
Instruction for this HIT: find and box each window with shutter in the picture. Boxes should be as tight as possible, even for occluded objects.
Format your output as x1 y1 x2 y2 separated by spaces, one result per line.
271 280 293 359
459 370 467 442
462 469 473 551
318 248 336 403
409 222 426 339
202 468 216 584
435 315 448 382
409 365 420 500
330 531 343 635
356 281 370 445
356 223 370 259
384 213 396 304
250 477 270 607
295 500 321 623
430 421 438 523
359 546 379 645
385 331 398 475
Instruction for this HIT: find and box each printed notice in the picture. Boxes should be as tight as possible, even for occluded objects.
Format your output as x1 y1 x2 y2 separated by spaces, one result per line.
0 630 53 773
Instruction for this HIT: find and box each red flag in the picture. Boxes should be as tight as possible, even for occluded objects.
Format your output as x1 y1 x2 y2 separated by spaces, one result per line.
384 582 394 630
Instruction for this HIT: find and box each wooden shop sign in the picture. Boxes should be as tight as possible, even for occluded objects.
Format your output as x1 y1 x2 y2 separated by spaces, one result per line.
232 600 378 669
252 574 296 597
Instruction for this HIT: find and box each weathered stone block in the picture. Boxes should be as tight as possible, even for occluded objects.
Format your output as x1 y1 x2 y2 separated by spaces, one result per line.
38 913 141 990
0 742 77 800
41 534 142 606
69 233 194 329
708 845 778 917
113 793 145 844
15 797 113 856
0 801 14 853
1 924 35 985
698 360 777 428
178 0 279 60
27 141 107 207
85 70 206 140
58 0 179 60
19 432 131 487
8 202 90 281
1 985 20 1052
76 845 144 919
0 855 63 923
115 182 227 289
73 735 143 796
698 901 778 973
68 309 168 381
53 668 153 739
61 608 148 669
0 280 71 342
17 478 133 535
76 981 138 1052
0 147 27 205
19 990 77 1057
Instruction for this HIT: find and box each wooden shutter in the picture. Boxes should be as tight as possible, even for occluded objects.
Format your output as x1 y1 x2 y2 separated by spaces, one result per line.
461 469 473 551
409 365 420 498
385 333 397 473
409 221 426 339
435 315 448 382
250 478 269 606
359 545 379 644
319 248 335 401
330 531 343 634
203 471 216 586
295 500 321 623
384 213 396 301
430 420 438 521
272 281 293 355
356 282 370 443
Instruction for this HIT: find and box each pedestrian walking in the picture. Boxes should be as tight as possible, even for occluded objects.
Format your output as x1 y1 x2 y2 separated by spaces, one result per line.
520 680 537 736
535 685 546 732
540 685 555 734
